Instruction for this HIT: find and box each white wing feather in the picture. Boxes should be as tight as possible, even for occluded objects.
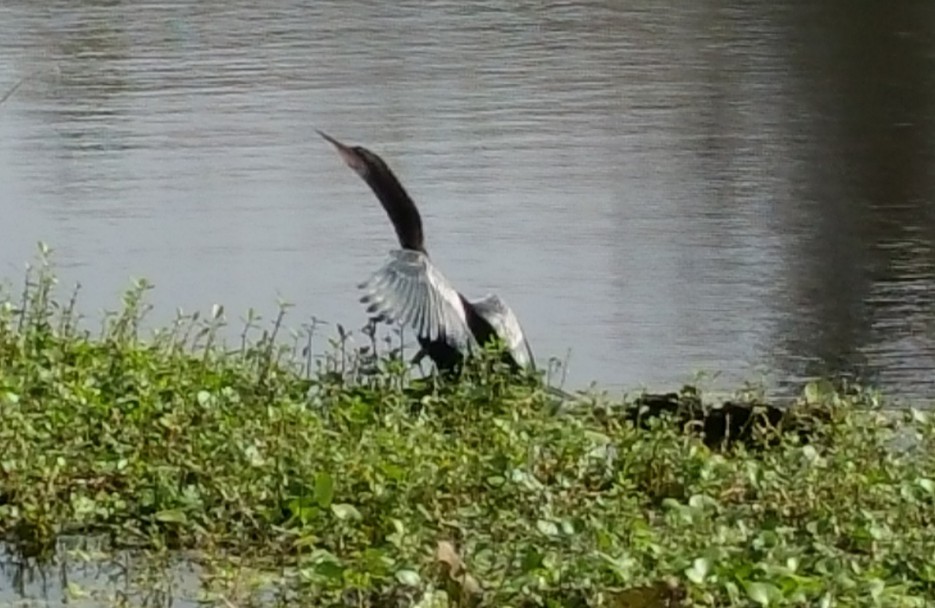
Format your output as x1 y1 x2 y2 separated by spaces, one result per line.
471 294 536 370
359 249 474 350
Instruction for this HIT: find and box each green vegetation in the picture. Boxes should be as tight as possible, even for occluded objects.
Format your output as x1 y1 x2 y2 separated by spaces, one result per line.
1 247 934 607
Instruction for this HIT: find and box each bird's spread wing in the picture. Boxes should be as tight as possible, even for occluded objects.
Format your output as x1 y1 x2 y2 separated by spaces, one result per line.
471 294 536 370
359 249 473 350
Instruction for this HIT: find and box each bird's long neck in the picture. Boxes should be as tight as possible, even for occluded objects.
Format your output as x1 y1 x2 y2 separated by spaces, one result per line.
364 169 426 253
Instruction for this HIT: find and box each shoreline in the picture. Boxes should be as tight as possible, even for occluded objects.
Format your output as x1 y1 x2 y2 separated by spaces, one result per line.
1 251 933 606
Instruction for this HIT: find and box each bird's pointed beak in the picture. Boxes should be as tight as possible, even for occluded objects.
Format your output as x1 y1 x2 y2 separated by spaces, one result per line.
317 130 367 175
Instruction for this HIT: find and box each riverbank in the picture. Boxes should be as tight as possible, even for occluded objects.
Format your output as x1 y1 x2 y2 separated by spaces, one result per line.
1 252 933 607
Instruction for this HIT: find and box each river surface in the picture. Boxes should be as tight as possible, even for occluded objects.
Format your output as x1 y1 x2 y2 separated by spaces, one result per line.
2 0 935 401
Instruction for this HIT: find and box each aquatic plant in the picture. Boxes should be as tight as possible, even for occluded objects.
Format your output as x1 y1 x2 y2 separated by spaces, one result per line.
0 245 933 607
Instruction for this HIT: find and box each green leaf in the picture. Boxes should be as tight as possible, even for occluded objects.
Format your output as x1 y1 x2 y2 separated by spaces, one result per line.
536 519 559 536
66 581 88 599
315 560 344 580
331 503 361 521
314 472 335 507
597 552 636 579
154 509 187 524
745 581 780 606
685 557 709 584
560 519 575 535
293 533 318 548
521 548 544 572
803 379 834 404
71 495 97 517
801 445 819 463
380 463 406 481
395 569 421 587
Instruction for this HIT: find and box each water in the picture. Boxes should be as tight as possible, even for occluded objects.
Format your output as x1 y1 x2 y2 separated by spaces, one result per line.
2 0 935 402
0 539 204 607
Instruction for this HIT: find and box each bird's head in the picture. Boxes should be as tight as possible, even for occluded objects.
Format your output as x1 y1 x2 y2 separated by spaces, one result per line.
318 130 389 180
318 128 426 252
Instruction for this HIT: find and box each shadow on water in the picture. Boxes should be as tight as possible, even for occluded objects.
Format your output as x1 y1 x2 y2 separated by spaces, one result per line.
768 2 935 395
605 1 935 399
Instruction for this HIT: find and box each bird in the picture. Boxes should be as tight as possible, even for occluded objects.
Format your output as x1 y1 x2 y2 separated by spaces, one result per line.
318 130 535 376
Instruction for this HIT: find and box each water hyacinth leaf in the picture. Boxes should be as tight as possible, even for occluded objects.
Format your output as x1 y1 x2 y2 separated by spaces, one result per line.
243 444 264 467
71 495 97 518
314 472 335 507
745 581 780 606
395 569 421 587
386 518 407 548
66 582 89 599
331 503 361 521
560 518 576 535
688 494 718 510
293 533 319 548
380 462 406 481
154 509 187 524
867 578 885 601
520 548 544 572
801 445 819 463
536 519 559 537
803 379 835 404
685 557 710 584
412 589 449 608
598 552 636 579
315 560 344 580
287 496 319 525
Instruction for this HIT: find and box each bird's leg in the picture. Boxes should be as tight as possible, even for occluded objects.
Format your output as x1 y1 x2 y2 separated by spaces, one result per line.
410 347 428 373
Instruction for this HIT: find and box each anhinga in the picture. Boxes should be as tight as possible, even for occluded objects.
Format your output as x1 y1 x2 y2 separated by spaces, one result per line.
319 130 535 374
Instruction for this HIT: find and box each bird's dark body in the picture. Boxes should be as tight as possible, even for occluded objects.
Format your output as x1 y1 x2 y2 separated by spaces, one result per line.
415 294 512 374
416 335 463 373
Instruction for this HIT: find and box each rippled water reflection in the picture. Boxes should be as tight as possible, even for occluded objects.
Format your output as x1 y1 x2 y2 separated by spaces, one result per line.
2 0 935 399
